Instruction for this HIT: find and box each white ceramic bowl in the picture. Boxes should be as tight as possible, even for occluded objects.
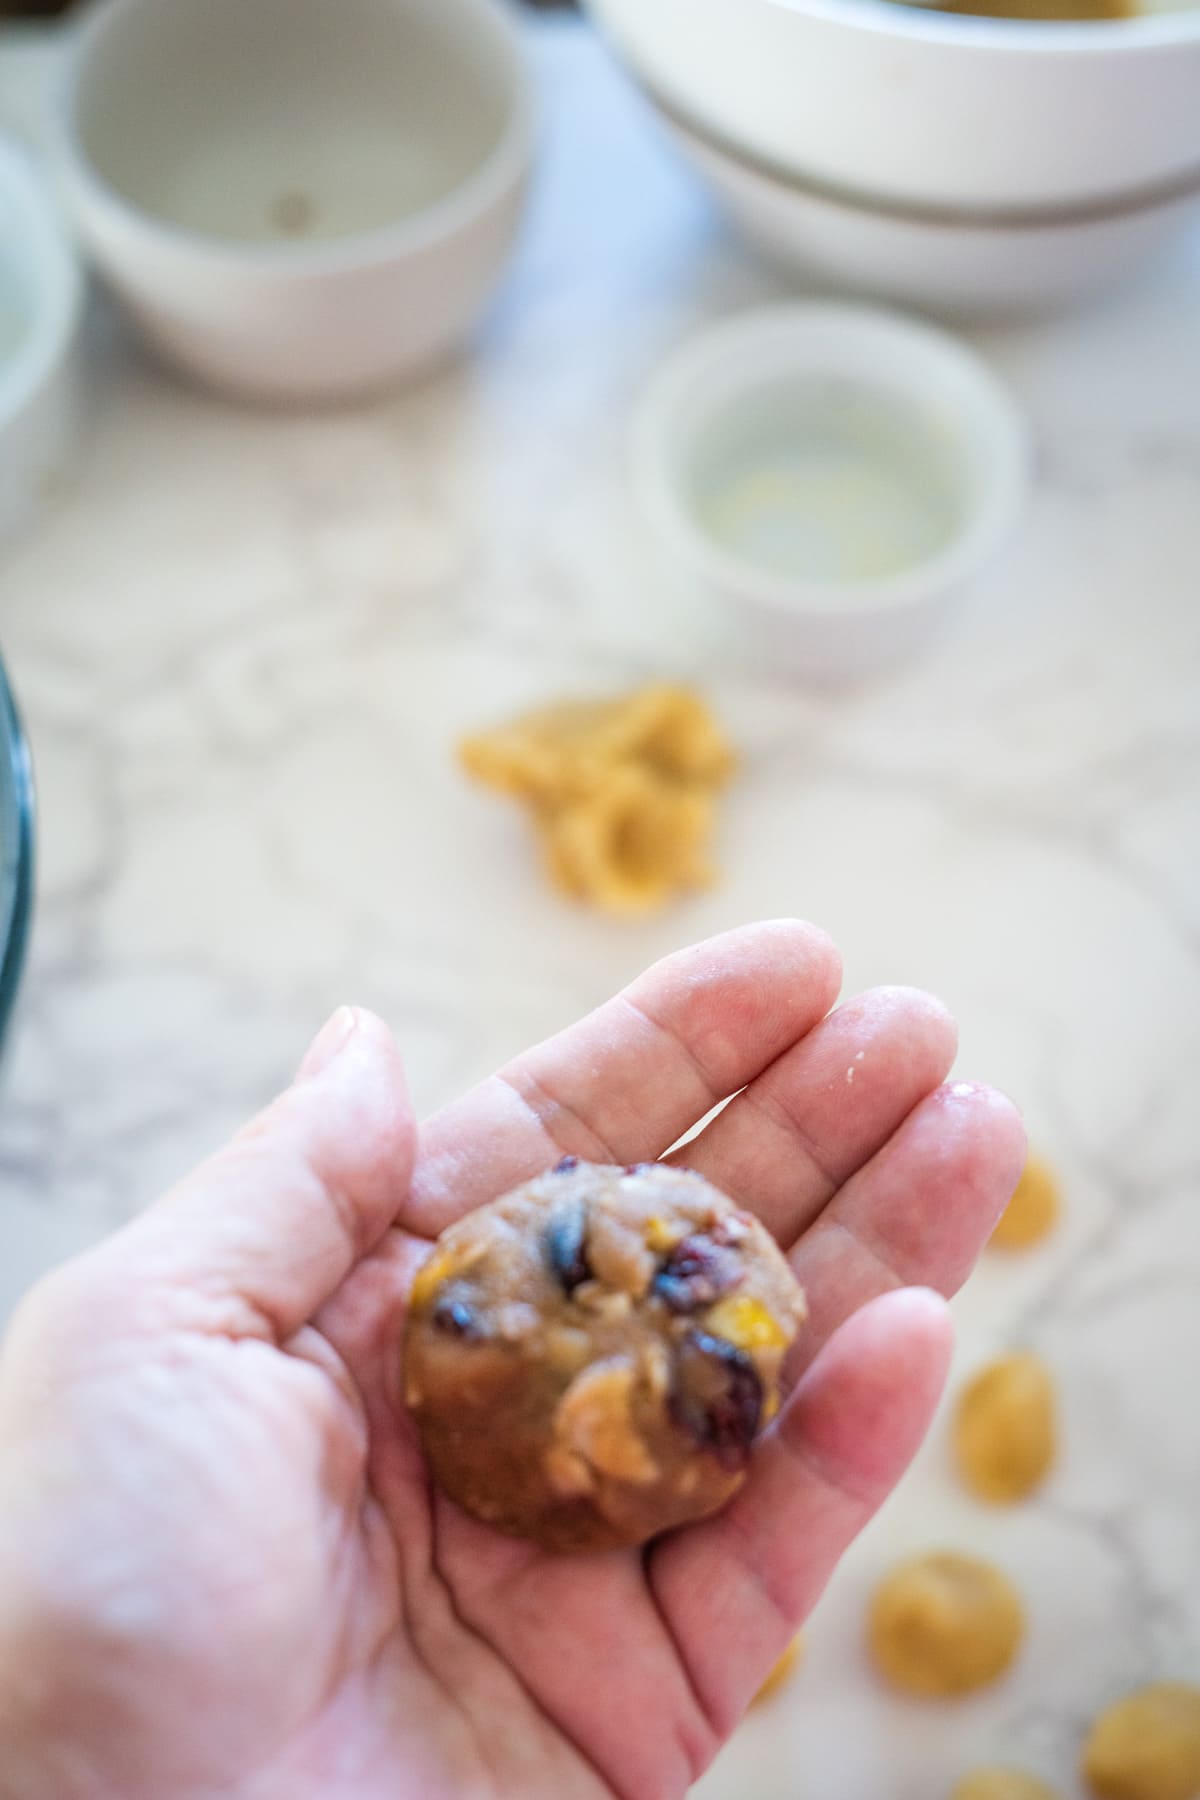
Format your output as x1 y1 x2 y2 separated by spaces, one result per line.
631 305 1029 681
0 134 83 545
55 0 533 401
659 103 1200 314
587 0 1200 214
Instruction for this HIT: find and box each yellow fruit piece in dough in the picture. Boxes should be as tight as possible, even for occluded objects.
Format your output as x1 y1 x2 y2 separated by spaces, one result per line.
645 1215 687 1255
1082 1683 1200 1800
459 685 735 915
707 1294 790 1352
990 1153 1060 1250
954 1352 1057 1505
951 1771 1062 1800
753 1635 805 1705
868 1551 1024 1699
552 1359 659 1486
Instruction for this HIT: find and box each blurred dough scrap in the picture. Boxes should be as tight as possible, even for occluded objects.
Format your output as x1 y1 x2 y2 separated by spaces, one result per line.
868 1551 1024 1698
990 1152 1060 1251
1082 1683 1200 1800
460 685 735 914
949 1771 1065 1800
952 1772 1062 1800
753 1635 805 1705
954 1352 1057 1505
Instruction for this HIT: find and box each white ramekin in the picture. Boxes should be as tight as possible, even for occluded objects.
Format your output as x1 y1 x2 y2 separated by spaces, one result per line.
631 304 1030 682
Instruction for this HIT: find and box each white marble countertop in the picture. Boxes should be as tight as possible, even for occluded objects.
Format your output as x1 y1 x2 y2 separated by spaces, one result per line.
2 17 1199 1800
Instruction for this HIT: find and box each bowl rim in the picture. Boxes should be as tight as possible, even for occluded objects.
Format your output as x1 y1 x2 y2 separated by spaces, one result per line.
0 136 84 444
0 660 35 1057
767 0 1200 54
630 302 1030 620
54 0 535 273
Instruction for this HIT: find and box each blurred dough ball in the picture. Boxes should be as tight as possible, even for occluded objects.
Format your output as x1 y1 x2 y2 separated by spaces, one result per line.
753 1634 805 1705
990 1153 1060 1250
868 1552 1024 1698
954 1353 1057 1504
1082 1683 1200 1800
951 1771 1062 1800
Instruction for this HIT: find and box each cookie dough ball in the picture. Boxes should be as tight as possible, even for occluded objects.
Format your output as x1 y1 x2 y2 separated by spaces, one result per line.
951 1771 1062 1800
954 1353 1057 1505
1082 1683 1200 1800
753 1635 805 1706
404 1160 805 1551
868 1552 1024 1698
990 1153 1060 1251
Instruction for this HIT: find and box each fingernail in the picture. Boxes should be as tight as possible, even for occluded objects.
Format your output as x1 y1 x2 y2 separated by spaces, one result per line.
296 1007 358 1082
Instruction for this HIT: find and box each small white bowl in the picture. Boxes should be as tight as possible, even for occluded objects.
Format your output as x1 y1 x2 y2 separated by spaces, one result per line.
55 0 533 402
0 134 83 546
631 305 1029 681
660 102 1199 315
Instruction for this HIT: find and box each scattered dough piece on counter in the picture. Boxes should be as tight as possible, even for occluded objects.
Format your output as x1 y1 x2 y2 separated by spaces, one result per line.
951 1770 1062 1800
954 1352 1057 1505
1082 1683 1200 1800
545 761 717 914
868 1551 1024 1698
990 1152 1060 1250
404 1159 804 1551
753 1635 805 1705
459 685 735 914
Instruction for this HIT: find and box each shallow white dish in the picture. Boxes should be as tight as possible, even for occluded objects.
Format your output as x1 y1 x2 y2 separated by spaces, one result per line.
660 102 1200 314
631 305 1029 681
0 134 83 545
55 0 533 402
587 0 1200 215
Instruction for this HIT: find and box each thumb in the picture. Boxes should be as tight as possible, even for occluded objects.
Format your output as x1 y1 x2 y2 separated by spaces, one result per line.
77 1006 416 1343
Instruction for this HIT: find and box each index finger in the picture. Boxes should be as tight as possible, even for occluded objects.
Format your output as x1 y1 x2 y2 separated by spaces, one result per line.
406 920 841 1235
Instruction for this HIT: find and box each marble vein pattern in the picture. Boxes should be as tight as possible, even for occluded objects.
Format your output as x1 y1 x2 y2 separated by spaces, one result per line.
1 20 1198 1800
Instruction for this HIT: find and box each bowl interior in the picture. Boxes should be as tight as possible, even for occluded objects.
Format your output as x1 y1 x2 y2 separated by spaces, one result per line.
0 141 75 399
682 375 970 585
71 0 520 244
0 243 32 374
0 140 83 543
636 308 1029 614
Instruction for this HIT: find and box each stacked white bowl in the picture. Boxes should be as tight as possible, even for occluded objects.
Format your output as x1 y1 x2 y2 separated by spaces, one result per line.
587 0 1200 310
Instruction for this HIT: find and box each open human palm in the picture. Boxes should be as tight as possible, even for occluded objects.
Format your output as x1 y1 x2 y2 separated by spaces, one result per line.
0 923 1023 1800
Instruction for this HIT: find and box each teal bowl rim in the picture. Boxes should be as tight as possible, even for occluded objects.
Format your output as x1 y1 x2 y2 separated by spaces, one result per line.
0 660 35 1054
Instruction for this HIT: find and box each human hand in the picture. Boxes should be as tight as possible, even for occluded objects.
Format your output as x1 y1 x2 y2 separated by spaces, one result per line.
0 922 1024 1800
